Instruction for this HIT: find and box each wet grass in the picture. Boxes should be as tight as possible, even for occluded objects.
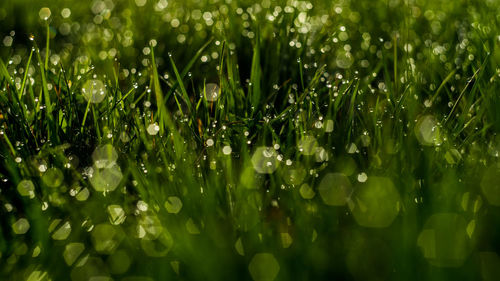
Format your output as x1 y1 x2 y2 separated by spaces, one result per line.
1 0 500 280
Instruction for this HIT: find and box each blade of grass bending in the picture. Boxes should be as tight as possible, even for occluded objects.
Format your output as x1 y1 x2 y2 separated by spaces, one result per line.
444 64 484 125
0 59 12 85
429 69 457 104
164 38 212 101
1 131 16 156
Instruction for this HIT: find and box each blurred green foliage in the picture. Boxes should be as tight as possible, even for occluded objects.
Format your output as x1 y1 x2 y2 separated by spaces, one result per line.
1 0 500 280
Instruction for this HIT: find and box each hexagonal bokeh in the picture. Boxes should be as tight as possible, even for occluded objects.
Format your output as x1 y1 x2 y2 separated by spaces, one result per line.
108 205 127 225
17 179 35 198
251 147 279 174
89 163 123 192
417 213 470 267
298 135 318 156
350 176 401 228
91 223 123 254
248 253 280 281
299 183 316 199
42 167 64 188
480 163 500 206
12 218 30 234
165 196 183 214
414 115 442 146
318 173 352 206
63 243 85 266
281 162 306 185
92 144 118 169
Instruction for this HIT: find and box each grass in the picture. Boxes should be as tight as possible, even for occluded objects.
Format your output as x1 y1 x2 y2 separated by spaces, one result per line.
1 0 500 280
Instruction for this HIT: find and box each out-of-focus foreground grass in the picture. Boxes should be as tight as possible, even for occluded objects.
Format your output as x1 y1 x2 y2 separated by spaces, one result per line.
1 0 500 280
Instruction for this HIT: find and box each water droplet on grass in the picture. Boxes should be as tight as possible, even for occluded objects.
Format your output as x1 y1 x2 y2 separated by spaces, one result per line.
251 147 279 174
82 79 107 103
39 7 51 20
205 83 220 102
222 145 232 155
298 135 318 156
147 123 160 135
357 172 368 182
415 115 442 146
206 138 214 147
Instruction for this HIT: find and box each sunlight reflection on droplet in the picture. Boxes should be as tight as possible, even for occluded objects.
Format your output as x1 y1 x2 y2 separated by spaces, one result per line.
222 145 232 155
39 7 51 20
205 83 220 102
82 79 107 103
298 135 318 156
415 115 442 146
147 123 160 136
251 147 279 174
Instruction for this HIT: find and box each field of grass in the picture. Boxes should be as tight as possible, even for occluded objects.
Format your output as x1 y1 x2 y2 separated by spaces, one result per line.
1 0 500 280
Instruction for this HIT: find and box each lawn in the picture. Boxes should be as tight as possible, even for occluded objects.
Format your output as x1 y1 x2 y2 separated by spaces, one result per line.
1 0 500 280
